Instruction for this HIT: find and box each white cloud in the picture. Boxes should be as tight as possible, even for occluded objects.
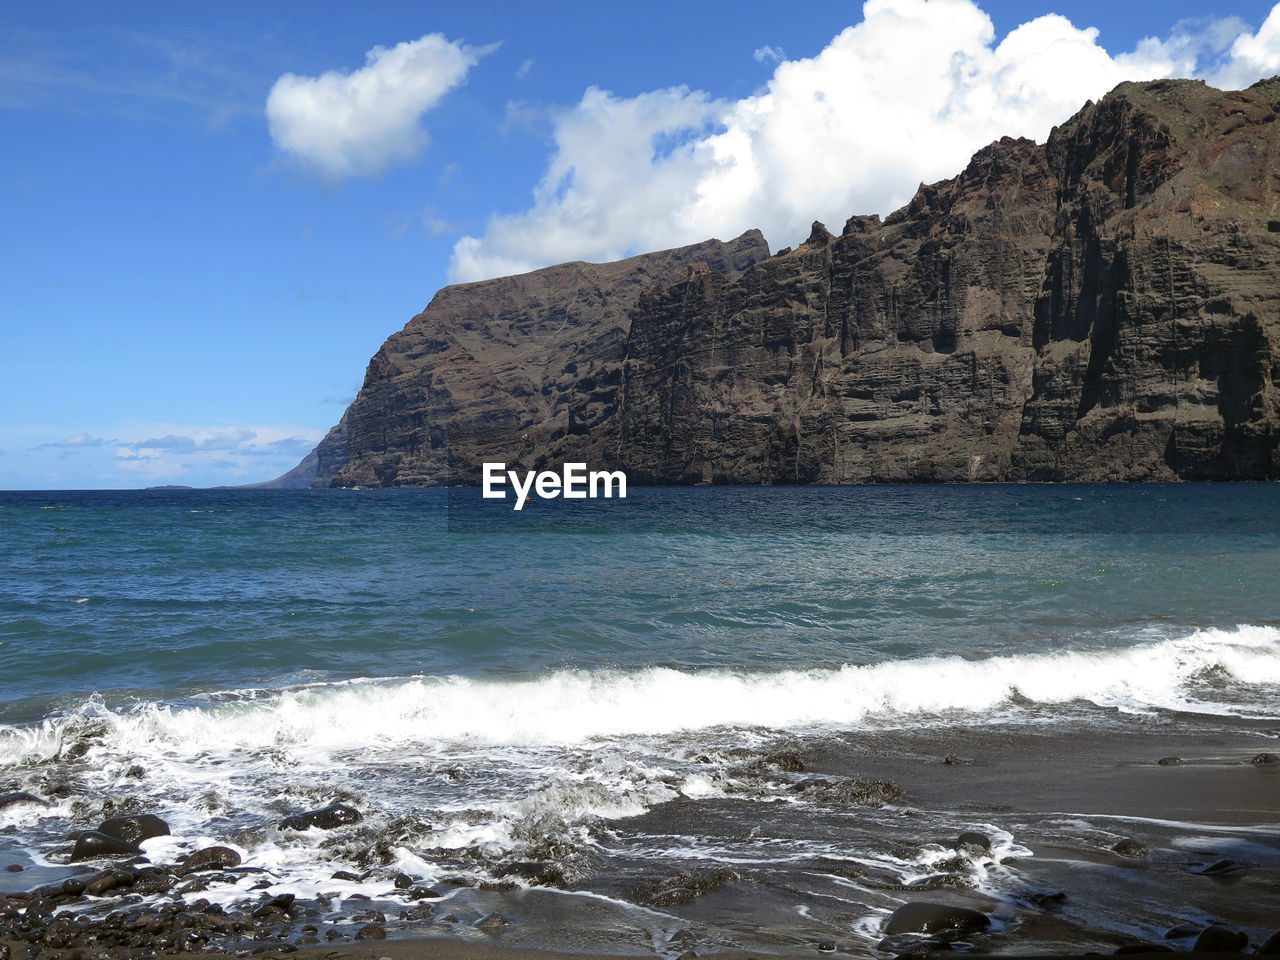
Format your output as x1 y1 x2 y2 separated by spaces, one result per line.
1208 7 1280 88
516 58 534 80
753 45 785 64
422 206 457 236
266 33 491 178
449 0 1280 283
113 424 324 482
37 432 109 449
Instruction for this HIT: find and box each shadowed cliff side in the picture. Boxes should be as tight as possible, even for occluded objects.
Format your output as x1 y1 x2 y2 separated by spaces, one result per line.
284 233 769 488
282 77 1280 487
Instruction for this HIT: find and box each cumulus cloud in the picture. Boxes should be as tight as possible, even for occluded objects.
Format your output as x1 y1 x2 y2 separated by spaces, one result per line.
267 33 491 178
753 45 786 64
1209 7 1280 88
449 0 1280 282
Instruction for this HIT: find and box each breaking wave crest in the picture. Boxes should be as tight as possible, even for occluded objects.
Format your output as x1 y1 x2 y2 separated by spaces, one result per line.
2 625 1277 766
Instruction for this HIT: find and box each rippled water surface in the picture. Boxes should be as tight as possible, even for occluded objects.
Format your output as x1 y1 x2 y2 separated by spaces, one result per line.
2 485 1278 955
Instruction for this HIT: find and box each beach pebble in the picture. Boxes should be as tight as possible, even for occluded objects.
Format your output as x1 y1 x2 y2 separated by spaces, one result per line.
251 893 295 919
954 832 990 854
1112 838 1148 858
355 924 387 940
884 902 990 935
83 869 119 896
1165 925 1201 939
181 845 241 873
1193 925 1248 952
1028 890 1066 907
1258 930 1280 954
98 813 169 846
1252 752 1279 764
70 830 141 862
476 912 509 931
815 943 836 953
1156 756 1182 766
279 802 362 831
942 755 973 765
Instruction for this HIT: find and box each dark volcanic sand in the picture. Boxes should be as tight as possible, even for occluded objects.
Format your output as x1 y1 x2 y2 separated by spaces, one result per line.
2 720 1277 959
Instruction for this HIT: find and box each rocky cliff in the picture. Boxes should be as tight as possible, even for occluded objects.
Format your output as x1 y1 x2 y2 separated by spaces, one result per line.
287 78 1280 487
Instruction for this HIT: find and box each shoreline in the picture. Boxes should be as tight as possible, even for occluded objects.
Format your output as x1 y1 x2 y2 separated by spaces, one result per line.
3 723 1277 959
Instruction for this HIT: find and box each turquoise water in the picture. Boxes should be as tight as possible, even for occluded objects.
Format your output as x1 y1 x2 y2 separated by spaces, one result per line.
2 485 1279 953
3 485 1279 721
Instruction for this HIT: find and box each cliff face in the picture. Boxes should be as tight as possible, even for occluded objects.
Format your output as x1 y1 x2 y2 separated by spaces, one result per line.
308 233 769 487
293 78 1280 487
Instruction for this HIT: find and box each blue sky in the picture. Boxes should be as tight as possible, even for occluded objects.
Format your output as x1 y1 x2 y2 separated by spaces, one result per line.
4 0 1280 489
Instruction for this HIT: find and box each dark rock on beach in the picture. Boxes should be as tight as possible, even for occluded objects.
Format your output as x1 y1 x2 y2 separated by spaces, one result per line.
180 845 241 873
1258 930 1280 954
954 831 991 854
1112 838 1149 858
70 831 141 862
1027 890 1066 907
278 803 362 831
884 901 991 936
98 813 169 845
497 859 566 886
1193 924 1249 952
639 868 739 907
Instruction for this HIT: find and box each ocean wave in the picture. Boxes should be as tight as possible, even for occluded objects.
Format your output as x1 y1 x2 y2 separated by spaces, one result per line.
1 625 1277 765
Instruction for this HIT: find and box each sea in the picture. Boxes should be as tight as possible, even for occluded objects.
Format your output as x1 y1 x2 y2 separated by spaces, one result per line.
1 485 1279 956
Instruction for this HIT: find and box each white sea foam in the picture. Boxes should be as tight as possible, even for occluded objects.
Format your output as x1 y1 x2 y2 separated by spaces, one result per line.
0 625 1276 768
